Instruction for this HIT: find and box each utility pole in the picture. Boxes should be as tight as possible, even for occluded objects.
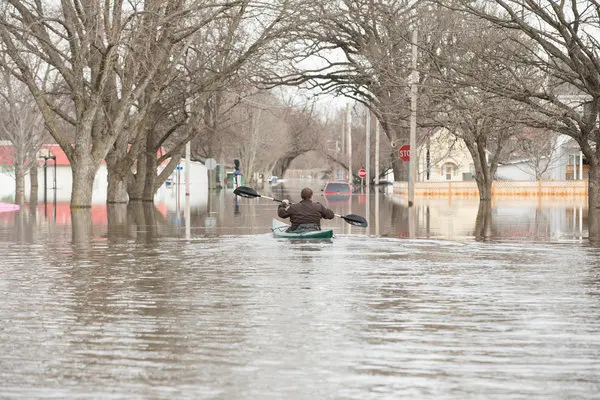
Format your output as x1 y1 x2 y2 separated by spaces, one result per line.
375 119 380 186
346 103 352 184
185 140 191 239
185 141 191 197
365 108 371 190
408 27 418 208
340 109 346 180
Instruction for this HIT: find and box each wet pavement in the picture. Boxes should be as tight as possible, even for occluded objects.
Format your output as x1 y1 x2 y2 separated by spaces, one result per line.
0 182 598 399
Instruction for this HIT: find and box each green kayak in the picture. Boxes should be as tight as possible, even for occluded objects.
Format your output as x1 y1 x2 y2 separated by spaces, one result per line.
272 219 334 239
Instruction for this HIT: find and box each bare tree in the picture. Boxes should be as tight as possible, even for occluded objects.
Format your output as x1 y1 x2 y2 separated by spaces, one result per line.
269 101 330 178
0 0 238 207
417 5 556 201
257 0 425 180
106 0 301 201
444 94 520 200
225 91 290 183
514 129 562 180
442 0 600 239
0 68 44 205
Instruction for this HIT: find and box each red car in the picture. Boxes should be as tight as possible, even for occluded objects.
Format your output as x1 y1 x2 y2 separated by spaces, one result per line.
322 181 352 195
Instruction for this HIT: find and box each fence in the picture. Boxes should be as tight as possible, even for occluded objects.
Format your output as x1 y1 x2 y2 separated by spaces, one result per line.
393 180 588 197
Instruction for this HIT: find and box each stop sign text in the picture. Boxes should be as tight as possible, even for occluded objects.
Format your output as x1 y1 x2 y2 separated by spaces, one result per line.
398 145 410 162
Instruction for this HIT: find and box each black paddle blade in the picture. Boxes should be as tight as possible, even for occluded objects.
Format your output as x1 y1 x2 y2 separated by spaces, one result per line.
233 186 260 198
342 214 368 227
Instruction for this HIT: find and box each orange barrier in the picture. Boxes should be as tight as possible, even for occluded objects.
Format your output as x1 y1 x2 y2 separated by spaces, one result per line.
393 180 588 197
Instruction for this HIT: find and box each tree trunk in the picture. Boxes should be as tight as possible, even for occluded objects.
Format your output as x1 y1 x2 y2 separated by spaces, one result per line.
105 137 130 203
29 162 38 206
142 153 158 202
70 159 97 208
143 202 159 242
475 200 492 241
106 144 129 203
107 174 129 204
272 154 295 178
474 172 493 201
128 134 151 201
127 164 145 201
465 137 494 201
14 162 25 206
587 163 600 242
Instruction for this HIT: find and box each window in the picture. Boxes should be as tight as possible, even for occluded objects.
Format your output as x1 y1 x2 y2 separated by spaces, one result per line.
442 163 457 180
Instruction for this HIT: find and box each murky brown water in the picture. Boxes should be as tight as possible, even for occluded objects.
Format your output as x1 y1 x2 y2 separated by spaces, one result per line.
1 182 599 398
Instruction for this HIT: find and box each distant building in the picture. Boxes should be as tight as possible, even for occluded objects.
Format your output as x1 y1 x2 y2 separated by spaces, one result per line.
496 135 587 181
416 128 476 182
0 143 208 203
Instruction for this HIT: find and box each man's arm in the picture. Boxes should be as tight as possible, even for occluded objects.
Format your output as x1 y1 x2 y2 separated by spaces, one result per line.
318 203 335 219
278 201 291 218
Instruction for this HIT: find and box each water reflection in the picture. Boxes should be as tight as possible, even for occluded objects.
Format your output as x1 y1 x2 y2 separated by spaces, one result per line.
0 182 591 243
71 208 93 249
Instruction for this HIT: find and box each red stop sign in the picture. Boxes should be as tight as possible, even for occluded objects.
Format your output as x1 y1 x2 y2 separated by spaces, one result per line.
358 168 367 178
398 144 410 162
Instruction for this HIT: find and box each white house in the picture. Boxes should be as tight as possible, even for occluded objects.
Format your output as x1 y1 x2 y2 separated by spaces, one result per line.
495 135 587 181
416 128 475 182
0 143 209 208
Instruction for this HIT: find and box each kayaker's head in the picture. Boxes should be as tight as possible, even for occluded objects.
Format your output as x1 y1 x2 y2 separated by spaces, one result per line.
301 187 313 200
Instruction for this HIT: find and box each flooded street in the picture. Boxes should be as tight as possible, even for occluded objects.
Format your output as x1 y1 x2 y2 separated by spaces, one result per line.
1 183 599 399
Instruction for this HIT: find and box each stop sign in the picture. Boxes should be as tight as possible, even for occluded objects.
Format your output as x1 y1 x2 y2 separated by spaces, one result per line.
398 144 410 162
358 168 367 178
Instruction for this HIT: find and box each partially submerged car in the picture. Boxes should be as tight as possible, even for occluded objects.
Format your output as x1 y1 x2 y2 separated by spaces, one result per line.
322 181 352 195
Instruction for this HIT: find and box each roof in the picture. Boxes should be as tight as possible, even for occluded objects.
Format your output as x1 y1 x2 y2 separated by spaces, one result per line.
0 144 168 166
0 145 13 166
0 144 69 166
40 144 70 165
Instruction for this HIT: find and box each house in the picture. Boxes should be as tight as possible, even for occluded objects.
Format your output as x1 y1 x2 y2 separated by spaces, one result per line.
416 128 475 182
495 135 587 181
415 127 587 183
0 143 209 205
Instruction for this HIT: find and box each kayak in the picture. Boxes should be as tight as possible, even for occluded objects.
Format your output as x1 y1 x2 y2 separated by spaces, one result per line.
272 219 334 239
0 203 20 213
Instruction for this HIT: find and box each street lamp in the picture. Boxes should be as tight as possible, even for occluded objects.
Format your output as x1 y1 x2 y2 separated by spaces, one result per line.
39 150 56 218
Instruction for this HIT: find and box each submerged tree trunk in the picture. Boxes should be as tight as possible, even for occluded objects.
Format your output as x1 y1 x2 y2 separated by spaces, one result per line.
106 203 129 242
587 162 600 242
71 208 93 249
475 200 493 241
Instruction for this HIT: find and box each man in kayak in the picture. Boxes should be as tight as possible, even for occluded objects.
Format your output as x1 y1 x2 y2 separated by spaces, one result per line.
278 187 335 231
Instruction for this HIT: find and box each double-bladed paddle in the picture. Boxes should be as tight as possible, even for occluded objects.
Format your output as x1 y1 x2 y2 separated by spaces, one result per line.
234 186 368 227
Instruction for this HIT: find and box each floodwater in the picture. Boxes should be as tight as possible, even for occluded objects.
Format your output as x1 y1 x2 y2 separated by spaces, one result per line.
1 182 599 399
